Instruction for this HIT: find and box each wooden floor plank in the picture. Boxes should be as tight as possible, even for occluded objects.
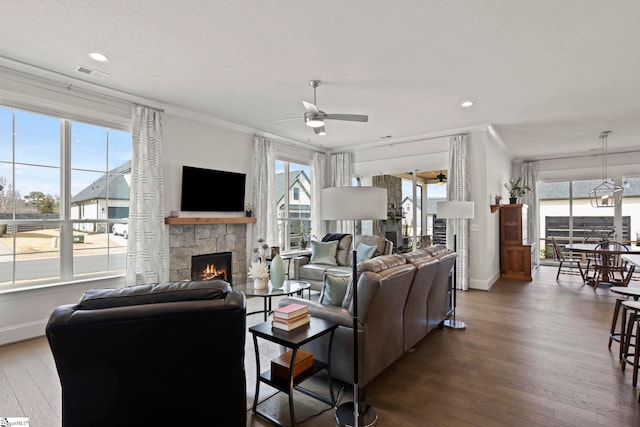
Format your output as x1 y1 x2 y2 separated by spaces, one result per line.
2 266 640 426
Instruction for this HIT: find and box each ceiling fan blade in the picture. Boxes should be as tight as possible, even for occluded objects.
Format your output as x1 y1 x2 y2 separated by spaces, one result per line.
325 114 369 123
264 117 299 123
302 101 319 113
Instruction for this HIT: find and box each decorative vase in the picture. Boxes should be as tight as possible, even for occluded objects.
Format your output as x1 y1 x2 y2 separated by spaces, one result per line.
270 253 285 289
254 277 268 289
509 197 517 204
245 210 252 217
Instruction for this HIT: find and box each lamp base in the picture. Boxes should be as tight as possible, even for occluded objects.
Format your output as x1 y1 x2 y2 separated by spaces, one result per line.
443 319 466 330
336 401 378 427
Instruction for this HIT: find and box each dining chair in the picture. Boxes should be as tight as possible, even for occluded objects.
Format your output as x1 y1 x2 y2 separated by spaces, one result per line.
551 237 584 281
593 242 630 286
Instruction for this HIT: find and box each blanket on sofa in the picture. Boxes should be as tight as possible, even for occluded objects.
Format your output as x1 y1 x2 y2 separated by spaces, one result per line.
321 232 349 242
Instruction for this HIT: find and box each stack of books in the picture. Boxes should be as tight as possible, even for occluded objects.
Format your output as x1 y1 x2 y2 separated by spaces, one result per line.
272 303 310 331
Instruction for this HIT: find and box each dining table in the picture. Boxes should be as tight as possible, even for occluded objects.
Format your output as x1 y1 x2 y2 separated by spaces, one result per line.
564 243 640 285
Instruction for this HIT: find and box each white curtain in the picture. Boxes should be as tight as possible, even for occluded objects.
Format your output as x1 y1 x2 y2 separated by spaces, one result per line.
329 152 354 234
521 161 539 265
311 152 326 241
126 105 169 286
447 134 471 290
253 135 279 249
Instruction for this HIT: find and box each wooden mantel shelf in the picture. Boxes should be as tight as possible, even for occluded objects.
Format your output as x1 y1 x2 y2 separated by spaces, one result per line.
165 217 256 225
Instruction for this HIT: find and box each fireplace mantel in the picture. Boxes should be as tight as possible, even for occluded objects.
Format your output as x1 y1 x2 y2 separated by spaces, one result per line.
165 217 256 225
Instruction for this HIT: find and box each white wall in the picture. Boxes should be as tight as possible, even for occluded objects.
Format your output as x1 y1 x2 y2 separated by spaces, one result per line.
469 127 513 290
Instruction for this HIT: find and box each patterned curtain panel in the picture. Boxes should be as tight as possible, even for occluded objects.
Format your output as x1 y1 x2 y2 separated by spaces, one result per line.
521 161 539 265
447 134 471 290
126 105 169 286
329 152 354 234
253 135 279 248
311 152 326 240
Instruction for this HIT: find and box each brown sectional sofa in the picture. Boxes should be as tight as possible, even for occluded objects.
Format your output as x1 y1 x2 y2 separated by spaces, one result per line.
280 244 456 390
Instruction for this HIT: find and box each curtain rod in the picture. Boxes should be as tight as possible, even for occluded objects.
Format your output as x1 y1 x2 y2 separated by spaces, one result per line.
522 148 640 163
337 132 467 153
0 56 166 111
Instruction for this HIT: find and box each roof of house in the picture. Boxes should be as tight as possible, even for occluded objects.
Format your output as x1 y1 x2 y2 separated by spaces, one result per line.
275 170 310 203
71 161 131 203
539 177 640 200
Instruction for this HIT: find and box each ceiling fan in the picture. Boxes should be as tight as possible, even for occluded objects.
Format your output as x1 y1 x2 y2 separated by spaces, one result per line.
268 80 369 135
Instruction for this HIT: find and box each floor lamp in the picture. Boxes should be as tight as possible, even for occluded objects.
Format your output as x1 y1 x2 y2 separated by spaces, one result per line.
436 201 475 331
322 186 387 427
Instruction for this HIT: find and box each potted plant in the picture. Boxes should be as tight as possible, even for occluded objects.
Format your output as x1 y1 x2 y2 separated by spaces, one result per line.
245 203 253 217
504 177 531 204
299 224 309 250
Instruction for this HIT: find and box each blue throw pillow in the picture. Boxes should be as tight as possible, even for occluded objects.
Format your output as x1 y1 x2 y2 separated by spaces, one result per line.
310 240 339 265
350 242 377 266
319 272 351 306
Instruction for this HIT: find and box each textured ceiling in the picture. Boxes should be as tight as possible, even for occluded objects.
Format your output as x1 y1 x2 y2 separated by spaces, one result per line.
0 1 639 159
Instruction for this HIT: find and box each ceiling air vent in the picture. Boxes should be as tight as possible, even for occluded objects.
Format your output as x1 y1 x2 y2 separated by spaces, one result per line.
75 65 109 79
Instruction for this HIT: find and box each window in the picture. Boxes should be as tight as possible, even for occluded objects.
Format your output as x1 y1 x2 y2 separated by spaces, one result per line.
539 177 640 264
0 106 131 289
275 160 312 251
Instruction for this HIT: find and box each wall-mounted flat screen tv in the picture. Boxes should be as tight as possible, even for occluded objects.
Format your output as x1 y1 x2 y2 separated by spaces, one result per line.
180 166 246 212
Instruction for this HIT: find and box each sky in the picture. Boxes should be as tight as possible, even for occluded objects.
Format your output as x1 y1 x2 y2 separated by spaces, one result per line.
0 106 130 200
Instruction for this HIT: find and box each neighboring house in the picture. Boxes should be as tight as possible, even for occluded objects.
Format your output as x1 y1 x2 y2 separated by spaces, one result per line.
275 170 311 248
70 161 131 233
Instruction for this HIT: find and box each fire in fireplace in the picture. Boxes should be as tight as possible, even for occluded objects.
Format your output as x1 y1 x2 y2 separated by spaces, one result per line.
191 252 232 283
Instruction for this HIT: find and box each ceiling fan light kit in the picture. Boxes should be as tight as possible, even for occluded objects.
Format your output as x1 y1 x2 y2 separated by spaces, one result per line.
304 111 325 128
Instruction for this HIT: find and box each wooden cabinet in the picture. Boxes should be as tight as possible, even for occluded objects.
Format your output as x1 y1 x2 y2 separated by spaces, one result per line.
500 204 533 281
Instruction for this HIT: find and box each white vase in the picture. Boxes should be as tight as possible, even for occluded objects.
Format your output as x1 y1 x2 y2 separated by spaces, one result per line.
270 253 285 289
254 277 268 289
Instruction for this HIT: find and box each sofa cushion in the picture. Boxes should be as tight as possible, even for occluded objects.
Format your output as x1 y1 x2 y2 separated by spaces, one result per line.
356 235 391 258
77 280 230 310
319 272 351 306
350 242 377 266
310 240 339 265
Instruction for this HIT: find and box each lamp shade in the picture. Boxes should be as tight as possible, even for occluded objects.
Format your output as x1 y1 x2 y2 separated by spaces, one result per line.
436 201 475 219
321 187 387 220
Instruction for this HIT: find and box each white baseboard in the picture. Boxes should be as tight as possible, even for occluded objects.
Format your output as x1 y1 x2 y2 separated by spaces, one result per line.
469 272 500 291
0 319 48 346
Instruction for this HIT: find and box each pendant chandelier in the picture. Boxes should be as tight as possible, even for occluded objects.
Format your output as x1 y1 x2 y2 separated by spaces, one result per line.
589 130 623 207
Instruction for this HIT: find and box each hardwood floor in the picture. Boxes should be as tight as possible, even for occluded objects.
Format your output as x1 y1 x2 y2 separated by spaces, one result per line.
3 266 640 426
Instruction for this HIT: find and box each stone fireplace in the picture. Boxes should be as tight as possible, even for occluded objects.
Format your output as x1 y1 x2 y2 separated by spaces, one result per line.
167 221 248 284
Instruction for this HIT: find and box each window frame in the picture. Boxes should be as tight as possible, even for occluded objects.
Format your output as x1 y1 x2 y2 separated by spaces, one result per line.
0 104 131 290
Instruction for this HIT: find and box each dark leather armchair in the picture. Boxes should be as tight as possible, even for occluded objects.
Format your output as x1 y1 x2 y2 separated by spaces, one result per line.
46 280 246 427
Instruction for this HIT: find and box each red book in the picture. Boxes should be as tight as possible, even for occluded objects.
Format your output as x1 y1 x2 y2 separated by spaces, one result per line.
273 303 308 320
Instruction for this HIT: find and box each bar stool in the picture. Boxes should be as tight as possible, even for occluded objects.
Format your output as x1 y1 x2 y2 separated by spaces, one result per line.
609 286 640 360
621 300 640 388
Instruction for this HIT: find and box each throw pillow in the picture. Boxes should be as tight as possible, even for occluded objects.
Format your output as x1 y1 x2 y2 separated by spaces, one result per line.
310 240 339 265
319 272 351 306
350 242 377 266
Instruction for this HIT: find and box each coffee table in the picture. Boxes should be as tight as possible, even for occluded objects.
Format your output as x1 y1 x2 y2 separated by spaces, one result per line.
234 279 311 321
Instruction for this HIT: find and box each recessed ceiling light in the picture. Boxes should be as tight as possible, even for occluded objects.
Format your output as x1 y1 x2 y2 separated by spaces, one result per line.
88 52 109 62
461 100 475 108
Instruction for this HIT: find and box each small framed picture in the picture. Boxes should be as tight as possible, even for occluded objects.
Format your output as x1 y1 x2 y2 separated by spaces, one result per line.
271 246 280 258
